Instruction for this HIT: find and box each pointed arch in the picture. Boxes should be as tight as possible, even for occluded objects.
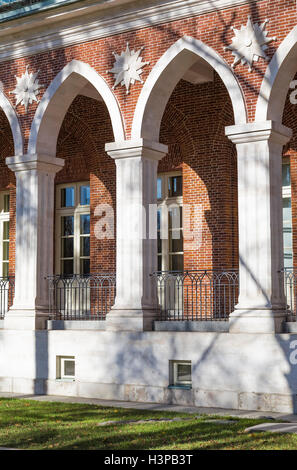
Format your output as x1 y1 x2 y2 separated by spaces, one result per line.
0 92 23 155
256 25 297 122
132 36 247 141
28 60 125 157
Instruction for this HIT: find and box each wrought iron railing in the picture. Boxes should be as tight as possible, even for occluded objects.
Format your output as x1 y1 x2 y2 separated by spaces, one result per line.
0 276 14 319
151 270 239 321
282 269 297 320
48 273 116 320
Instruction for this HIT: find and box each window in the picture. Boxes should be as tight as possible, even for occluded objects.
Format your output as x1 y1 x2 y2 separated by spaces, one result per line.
169 360 192 388
282 160 293 269
157 173 183 272
0 192 10 277
56 356 75 381
56 183 90 275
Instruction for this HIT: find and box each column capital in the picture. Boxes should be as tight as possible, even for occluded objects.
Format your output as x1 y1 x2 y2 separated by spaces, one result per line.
225 121 292 145
6 153 64 174
105 139 168 161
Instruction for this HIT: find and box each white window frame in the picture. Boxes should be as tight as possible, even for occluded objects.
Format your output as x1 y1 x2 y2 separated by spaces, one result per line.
57 356 75 381
157 172 183 272
282 159 293 269
0 191 10 278
170 360 192 387
55 182 90 275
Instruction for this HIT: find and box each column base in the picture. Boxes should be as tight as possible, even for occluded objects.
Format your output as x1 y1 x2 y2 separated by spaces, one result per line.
106 309 158 332
229 309 287 334
4 309 49 330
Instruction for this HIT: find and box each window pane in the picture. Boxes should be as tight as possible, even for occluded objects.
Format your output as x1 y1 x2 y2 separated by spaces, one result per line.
61 187 75 208
3 194 9 213
170 230 183 253
80 258 90 275
3 241 9 262
282 164 291 187
62 216 74 236
170 254 183 271
80 185 90 206
61 238 73 258
169 207 181 229
283 198 292 227
64 360 75 377
2 262 8 278
157 178 162 199
80 237 90 257
157 255 162 271
157 233 162 254
62 259 73 275
177 364 191 383
284 230 293 249
3 221 9 240
168 176 182 197
157 209 161 230
284 254 293 269
80 214 90 234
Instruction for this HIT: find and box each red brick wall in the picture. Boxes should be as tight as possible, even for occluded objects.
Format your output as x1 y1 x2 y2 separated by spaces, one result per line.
0 109 16 276
46 73 238 276
56 94 116 274
159 74 238 271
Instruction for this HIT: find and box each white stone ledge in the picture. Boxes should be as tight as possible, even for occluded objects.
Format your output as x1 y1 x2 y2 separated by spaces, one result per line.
0 0 251 62
154 321 229 332
225 121 293 145
47 320 106 330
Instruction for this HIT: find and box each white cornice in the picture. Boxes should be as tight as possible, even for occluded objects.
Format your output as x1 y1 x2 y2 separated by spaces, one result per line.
0 0 252 63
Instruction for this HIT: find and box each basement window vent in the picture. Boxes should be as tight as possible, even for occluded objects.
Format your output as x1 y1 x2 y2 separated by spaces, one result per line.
169 360 192 389
57 356 75 381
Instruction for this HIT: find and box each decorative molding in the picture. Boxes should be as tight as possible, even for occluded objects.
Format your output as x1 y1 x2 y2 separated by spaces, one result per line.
225 16 276 72
108 43 149 94
225 121 292 145
0 0 253 63
10 65 43 112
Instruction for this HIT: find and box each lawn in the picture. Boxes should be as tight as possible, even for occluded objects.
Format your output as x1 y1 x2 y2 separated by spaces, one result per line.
0 398 296 450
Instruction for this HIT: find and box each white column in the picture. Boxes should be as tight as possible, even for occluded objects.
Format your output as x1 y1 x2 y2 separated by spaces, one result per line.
4 154 64 330
105 139 167 331
225 121 292 333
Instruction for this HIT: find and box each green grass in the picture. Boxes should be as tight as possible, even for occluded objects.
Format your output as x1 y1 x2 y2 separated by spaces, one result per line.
0 398 296 450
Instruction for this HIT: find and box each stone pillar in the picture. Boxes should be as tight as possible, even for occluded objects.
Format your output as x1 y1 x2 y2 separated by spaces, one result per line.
105 139 167 331
225 121 292 333
4 154 64 330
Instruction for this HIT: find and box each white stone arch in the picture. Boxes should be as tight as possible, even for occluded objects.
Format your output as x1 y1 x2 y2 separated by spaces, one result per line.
132 36 247 141
0 92 23 155
28 60 125 156
256 25 297 122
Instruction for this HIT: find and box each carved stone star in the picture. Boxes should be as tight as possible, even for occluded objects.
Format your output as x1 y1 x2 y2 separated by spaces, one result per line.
225 16 276 72
10 65 43 112
108 43 149 94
